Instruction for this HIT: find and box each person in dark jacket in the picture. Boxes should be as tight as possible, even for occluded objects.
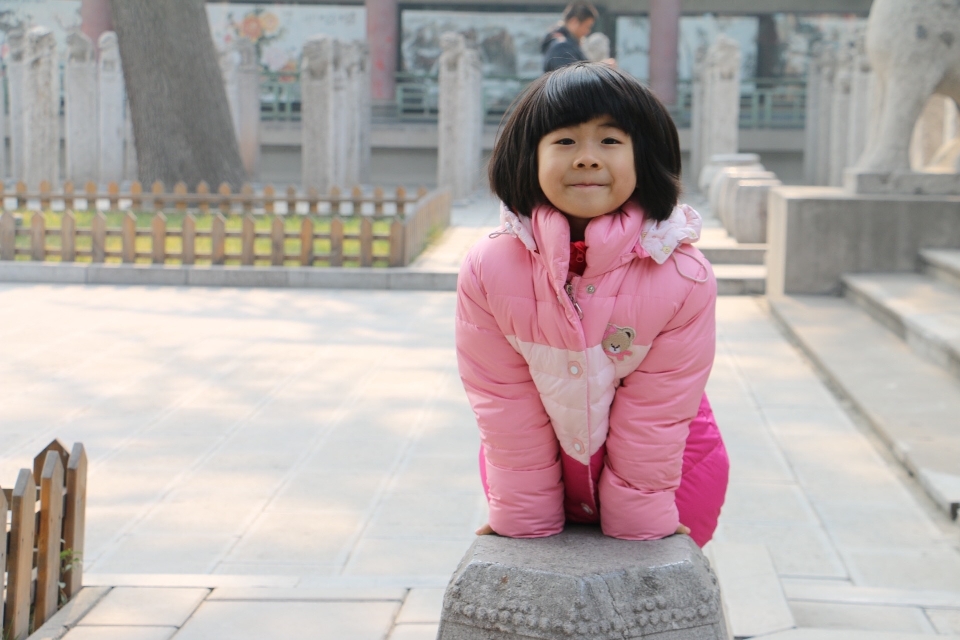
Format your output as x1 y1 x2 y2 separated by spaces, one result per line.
541 2 599 73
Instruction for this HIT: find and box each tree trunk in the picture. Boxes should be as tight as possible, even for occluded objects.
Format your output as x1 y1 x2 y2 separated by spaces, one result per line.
109 0 244 188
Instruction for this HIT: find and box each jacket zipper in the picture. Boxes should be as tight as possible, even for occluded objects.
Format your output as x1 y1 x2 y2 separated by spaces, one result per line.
565 282 583 319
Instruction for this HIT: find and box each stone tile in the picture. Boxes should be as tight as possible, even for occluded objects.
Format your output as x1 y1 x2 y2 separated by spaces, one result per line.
343 537 473 577
82 574 298 588
845 548 960 591
207 587 406 601
173 601 400 640
265 471 386 513
212 561 339 576
926 608 960 634
813 501 945 550
62 627 177 640
721 482 819 525
28 587 111 640
789 601 935 634
726 440 796 484
708 542 795 638
389 623 441 640
713 523 847 579
396 588 445 623
87 534 236 574
223 510 363 565
363 490 485 539
79 587 209 626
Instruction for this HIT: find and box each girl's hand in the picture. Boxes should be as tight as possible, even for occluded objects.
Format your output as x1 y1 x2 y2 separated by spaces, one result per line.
476 523 496 535
676 523 691 536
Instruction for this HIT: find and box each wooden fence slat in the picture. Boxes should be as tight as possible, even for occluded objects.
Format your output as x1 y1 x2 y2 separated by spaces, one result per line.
241 215 255 265
330 217 343 266
130 181 143 210
34 451 65 631
417 186 428 199
33 439 69 485
152 213 167 264
373 187 384 215
152 180 165 211
395 186 407 217
0 486 7 630
306 187 319 214
62 210 76 262
174 182 188 213
16 181 27 209
122 212 136 263
91 212 107 263
196 181 210 214
389 218 404 267
182 214 196 265
360 216 373 267
299 217 314 266
329 186 341 215
271 215 284 266
264 184 275 214
31 212 46 261
107 181 120 210
39 180 51 210
5 468 36 640
351 185 363 215
212 214 226 265
218 183 231 214
85 181 97 212
241 183 254 213
63 181 75 210
286 185 297 214
63 443 87 600
0 210 15 260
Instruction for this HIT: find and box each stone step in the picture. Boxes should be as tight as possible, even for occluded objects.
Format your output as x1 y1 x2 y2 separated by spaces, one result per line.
841 272 960 380
714 264 766 295
769 295 960 521
922 248 960 290
700 245 766 266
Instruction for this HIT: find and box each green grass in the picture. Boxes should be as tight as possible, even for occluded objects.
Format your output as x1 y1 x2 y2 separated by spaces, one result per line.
11 210 395 267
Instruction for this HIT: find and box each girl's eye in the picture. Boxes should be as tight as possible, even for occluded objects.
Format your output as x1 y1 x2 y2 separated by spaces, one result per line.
556 138 575 145
602 137 623 144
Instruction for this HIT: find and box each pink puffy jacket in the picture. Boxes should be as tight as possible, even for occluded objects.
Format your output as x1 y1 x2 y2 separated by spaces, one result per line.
455 201 728 545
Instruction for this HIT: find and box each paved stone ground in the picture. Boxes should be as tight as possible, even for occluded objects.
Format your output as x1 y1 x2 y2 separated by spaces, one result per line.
6 196 960 639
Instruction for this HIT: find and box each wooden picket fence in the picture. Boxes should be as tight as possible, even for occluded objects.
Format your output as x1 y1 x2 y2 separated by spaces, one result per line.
2 440 87 640
0 181 452 268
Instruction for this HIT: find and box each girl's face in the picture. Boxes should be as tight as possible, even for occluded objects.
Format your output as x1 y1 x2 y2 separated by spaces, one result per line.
537 116 636 233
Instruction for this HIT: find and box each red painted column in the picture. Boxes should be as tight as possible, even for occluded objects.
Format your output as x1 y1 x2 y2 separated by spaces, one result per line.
81 0 112 52
366 0 398 102
648 0 681 105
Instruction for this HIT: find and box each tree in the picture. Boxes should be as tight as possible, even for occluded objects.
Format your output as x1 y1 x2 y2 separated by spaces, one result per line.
109 0 244 188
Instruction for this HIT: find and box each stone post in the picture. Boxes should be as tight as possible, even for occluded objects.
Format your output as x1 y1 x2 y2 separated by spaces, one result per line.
847 28 873 170
438 32 483 201
803 41 822 185
814 39 837 186
301 35 337 193
342 41 369 188
221 38 260 180
690 46 706 190
649 0 681 105
98 31 125 183
22 26 59 188
64 32 98 184
8 30 25 181
828 39 854 186
692 35 741 190
357 42 372 183
365 0 398 102
123 99 138 182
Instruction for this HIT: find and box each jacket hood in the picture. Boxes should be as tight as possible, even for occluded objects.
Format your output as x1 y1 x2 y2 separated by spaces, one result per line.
496 200 703 284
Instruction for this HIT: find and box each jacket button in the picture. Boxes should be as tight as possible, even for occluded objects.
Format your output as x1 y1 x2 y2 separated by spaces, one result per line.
572 440 583 453
586 285 596 294
568 362 581 376
581 503 593 515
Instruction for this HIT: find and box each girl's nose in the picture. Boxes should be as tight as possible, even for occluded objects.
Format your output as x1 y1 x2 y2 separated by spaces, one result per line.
575 155 600 168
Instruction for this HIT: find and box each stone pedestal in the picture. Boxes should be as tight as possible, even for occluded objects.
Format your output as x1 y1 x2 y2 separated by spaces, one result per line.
98 31 125 184
64 32 98 184
697 152 760 195
436 526 726 640
437 33 482 201
221 38 261 180
690 35 741 188
729 178 782 243
828 41 853 187
846 28 873 170
814 40 837 186
22 26 59 188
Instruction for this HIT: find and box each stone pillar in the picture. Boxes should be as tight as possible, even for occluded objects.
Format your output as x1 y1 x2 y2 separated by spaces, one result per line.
814 39 837 186
64 32 98 185
438 33 483 201
7 30 25 181
690 46 706 190
366 0 398 102
342 41 371 188
649 0 681 105
22 26 59 188
803 42 822 185
123 99 138 182
847 28 873 170
357 42 372 183
221 38 260 181
692 35 741 189
828 39 853 186
302 35 337 193
98 31 125 184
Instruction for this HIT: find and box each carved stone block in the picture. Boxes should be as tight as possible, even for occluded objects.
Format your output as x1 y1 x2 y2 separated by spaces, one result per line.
437 526 726 640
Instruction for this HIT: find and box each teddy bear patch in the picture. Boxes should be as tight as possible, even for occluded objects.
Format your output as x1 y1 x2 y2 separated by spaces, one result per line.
602 324 636 362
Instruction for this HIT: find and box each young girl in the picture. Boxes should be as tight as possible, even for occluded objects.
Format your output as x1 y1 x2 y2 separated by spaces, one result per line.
455 62 728 546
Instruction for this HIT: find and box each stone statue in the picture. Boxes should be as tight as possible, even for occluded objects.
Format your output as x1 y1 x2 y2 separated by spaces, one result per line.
856 0 960 172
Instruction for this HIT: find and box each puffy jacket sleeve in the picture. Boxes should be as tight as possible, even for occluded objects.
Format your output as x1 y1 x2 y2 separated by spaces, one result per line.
599 261 717 540
455 246 564 537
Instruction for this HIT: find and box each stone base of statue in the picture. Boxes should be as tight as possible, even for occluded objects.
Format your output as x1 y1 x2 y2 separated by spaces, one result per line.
436 525 727 640
844 169 960 196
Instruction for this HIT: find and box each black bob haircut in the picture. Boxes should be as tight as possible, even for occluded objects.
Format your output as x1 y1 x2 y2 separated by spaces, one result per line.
488 62 682 223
